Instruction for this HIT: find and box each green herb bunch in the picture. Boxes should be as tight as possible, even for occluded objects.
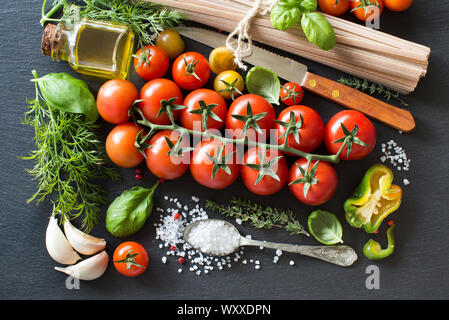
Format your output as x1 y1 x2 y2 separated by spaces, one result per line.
42 0 187 49
22 71 120 232
338 76 409 107
206 197 309 237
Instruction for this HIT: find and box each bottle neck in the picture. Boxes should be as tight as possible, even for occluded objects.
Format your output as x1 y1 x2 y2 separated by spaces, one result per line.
50 24 71 62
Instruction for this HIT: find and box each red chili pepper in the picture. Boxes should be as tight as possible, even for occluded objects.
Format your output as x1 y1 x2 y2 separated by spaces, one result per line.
178 257 185 264
387 220 395 226
374 229 379 234
170 245 177 251
174 213 181 220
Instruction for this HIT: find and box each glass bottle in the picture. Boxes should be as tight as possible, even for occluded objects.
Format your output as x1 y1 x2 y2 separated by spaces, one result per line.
41 19 135 79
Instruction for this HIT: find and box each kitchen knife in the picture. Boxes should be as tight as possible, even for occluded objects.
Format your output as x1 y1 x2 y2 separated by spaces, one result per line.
179 27 415 133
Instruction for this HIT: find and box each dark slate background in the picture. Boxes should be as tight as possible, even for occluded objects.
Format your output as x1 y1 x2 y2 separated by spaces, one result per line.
1 0 448 300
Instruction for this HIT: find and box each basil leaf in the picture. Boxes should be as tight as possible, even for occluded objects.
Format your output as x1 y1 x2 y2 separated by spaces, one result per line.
106 182 159 237
246 66 281 105
270 0 302 31
301 12 336 50
308 210 343 245
34 72 98 122
297 0 317 12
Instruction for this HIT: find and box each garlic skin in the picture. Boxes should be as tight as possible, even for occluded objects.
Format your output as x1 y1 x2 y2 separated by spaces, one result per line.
46 216 81 265
64 218 106 255
54 250 109 280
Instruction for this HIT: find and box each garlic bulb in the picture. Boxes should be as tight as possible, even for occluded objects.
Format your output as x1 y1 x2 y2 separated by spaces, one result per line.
64 218 106 255
54 250 109 280
46 216 81 265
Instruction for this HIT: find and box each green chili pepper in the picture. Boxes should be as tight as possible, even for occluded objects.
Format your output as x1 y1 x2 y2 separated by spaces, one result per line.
344 164 402 233
363 225 395 260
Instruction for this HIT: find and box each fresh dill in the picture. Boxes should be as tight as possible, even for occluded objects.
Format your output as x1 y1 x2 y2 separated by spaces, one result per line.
205 197 310 237
42 0 187 49
338 75 409 107
22 71 120 233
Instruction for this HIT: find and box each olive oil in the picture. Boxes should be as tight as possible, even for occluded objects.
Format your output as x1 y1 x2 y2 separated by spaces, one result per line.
42 19 135 79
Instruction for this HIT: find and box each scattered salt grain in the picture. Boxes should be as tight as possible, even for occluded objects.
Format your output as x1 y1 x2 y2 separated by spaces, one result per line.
276 249 283 256
255 265 260 270
178 268 183 273
161 257 167 264
403 179 410 186
289 260 295 266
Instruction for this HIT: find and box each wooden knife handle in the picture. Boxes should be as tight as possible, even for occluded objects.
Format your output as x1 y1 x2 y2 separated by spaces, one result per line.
302 72 415 132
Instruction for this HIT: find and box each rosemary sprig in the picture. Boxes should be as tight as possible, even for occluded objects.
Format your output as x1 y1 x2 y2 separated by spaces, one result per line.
22 74 120 232
338 76 409 107
42 0 187 49
205 197 310 237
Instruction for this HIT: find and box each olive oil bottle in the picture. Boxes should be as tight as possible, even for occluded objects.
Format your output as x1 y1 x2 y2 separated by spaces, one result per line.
41 19 135 79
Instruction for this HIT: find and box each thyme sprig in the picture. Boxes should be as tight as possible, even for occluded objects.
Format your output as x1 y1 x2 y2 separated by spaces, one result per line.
41 0 187 49
338 76 409 107
205 197 309 237
22 71 120 232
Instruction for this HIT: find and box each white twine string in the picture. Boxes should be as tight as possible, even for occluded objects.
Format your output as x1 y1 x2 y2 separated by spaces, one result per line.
226 0 278 70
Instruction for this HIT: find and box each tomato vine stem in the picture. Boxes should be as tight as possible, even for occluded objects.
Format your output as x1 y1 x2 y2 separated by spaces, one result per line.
135 107 348 165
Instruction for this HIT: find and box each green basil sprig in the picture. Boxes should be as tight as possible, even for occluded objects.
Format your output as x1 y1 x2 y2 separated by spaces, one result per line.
307 210 343 245
106 181 159 237
270 0 336 51
31 72 99 122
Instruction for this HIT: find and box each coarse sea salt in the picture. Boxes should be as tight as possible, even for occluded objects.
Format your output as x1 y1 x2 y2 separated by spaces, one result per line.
380 140 411 185
185 220 240 256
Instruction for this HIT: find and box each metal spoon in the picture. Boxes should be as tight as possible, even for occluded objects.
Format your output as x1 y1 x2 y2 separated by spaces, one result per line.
183 219 358 267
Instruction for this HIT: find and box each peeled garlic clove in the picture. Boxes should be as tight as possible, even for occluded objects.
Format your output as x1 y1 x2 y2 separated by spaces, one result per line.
54 250 109 281
46 216 81 265
63 218 106 255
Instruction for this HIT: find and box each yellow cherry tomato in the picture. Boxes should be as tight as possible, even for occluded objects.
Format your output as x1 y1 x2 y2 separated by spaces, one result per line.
209 47 238 75
155 29 185 59
214 70 244 101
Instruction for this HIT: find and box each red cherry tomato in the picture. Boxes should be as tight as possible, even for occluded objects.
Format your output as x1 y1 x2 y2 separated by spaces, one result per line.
145 130 190 180
275 105 324 154
190 140 240 190
133 45 169 81
96 79 138 124
241 147 288 196
113 241 149 277
172 52 211 91
319 0 350 16
225 94 276 142
383 0 413 12
288 158 338 206
351 0 384 22
180 89 227 132
324 110 376 161
138 78 183 125
106 122 145 168
280 82 304 106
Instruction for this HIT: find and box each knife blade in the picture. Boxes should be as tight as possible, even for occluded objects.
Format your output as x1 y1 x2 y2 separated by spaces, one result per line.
179 27 415 132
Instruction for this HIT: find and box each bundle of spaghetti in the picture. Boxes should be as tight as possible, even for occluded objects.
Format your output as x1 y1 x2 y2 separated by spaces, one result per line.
149 0 430 94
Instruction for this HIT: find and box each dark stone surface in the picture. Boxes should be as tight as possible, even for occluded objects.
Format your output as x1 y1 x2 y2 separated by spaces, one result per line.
0 0 448 300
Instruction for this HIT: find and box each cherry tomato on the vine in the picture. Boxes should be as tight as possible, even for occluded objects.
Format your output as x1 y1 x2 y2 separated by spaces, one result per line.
318 0 350 16
172 52 211 91
288 158 338 206
241 147 288 196
106 122 145 168
190 140 240 190
180 89 227 132
324 110 376 161
138 78 183 125
280 82 304 106
351 0 384 22
383 0 413 12
145 130 191 180
225 94 276 142
133 45 169 81
96 79 138 124
275 105 324 154
113 241 149 277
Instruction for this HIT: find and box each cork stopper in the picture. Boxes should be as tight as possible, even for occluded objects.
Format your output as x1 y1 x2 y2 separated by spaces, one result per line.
41 24 58 56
